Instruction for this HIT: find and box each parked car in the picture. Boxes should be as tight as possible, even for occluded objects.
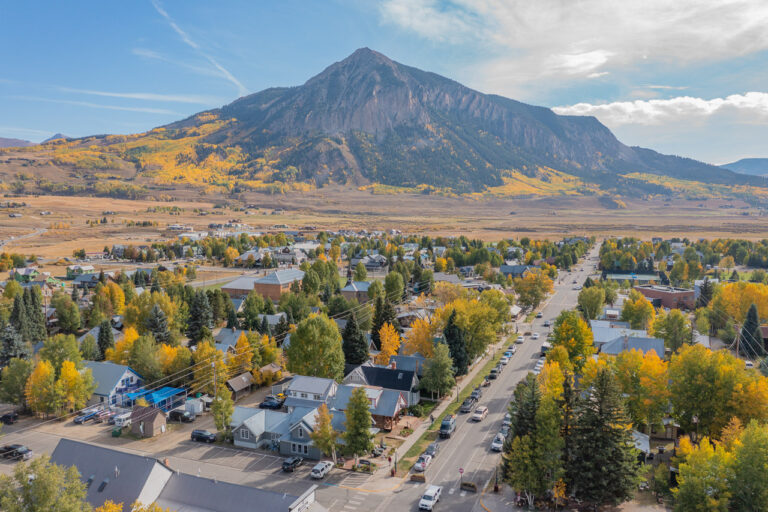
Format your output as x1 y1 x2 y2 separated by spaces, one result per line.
490 433 505 451
439 415 456 438
0 444 32 461
515 335 525 344
536 312 543 318
472 406 489 422
282 456 304 472
259 397 283 409
419 485 443 511
470 388 483 401
424 442 439 458
543 320 551 327
73 410 99 424
500 356 509 365
169 409 195 423
0 412 19 425
499 425 510 438
531 332 540 340
460 397 477 413
746 361 755 369
414 454 432 472
310 461 333 479
190 429 216 443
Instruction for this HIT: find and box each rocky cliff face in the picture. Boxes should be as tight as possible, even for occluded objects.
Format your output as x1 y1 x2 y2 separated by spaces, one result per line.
167 48 760 192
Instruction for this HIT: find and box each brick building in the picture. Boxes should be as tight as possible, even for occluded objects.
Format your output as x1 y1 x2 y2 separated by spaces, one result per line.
633 284 695 310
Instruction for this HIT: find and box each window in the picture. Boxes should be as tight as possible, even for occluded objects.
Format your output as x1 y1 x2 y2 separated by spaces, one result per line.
291 443 297 453
240 429 249 440
298 427 303 438
313 394 320 400
304 445 308 454
301 393 307 399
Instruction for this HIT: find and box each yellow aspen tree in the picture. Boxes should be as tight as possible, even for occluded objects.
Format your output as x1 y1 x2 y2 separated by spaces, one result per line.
375 323 401 365
25 359 57 416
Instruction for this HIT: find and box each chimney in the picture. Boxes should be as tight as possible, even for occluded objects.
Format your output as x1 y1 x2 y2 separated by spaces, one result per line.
389 360 396 370
623 335 629 351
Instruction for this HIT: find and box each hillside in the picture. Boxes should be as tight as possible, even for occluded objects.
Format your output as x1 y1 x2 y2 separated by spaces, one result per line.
0 48 766 200
721 158 768 177
0 137 33 148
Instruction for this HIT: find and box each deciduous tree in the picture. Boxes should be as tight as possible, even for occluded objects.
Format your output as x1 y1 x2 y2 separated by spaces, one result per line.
374 323 401 365
419 343 455 398
343 386 374 459
310 403 340 463
286 314 344 381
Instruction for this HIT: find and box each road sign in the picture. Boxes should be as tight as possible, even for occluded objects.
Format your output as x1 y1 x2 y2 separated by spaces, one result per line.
459 467 464 474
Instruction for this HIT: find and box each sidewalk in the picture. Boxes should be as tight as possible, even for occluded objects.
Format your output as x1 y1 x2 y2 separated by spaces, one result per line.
374 334 508 480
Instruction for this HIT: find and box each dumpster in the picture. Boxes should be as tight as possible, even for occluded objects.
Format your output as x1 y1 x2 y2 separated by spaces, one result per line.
112 426 122 437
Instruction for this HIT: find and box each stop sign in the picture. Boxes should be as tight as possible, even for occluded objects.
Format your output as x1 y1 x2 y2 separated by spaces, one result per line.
459 467 464 474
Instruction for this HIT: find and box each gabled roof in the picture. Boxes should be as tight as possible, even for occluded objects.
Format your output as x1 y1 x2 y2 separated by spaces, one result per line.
389 354 426 376
286 375 336 396
331 385 405 418
84 361 141 396
341 281 371 293
499 264 536 276
358 366 417 392
214 328 246 348
130 405 164 423
78 325 122 344
227 372 254 393
50 439 172 508
600 336 665 357
257 312 287 326
221 276 258 291
255 269 305 285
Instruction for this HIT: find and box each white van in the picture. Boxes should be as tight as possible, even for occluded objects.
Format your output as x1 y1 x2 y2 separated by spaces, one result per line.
114 412 132 427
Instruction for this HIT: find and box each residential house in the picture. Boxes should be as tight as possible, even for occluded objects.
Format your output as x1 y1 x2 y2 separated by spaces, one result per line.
130 406 166 437
221 276 260 299
354 254 388 272
340 280 371 302
272 247 309 266
78 325 123 345
50 439 326 512
10 267 39 283
331 384 407 430
599 335 665 357
634 284 695 310
214 327 247 354
395 308 429 330
433 272 462 285
257 312 288 329
343 365 420 406
85 361 143 407
74 272 109 289
252 269 305 301
499 265 536 279
283 376 338 411
389 354 426 377
66 264 95 280
227 372 254 401
589 320 647 350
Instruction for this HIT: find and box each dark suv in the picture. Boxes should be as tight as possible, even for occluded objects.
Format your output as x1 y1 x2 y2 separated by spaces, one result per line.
169 409 195 423
0 411 18 425
0 444 32 461
439 415 456 438
282 456 303 472
190 429 216 443
460 397 476 413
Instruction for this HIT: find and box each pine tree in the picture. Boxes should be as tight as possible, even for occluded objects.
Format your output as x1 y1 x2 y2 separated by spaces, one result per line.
696 278 714 308
97 320 115 360
27 286 47 341
568 368 641 507
0 324 31 367
371 297 398 350
342 313 369 365
186 290 213 345
79 334 101 361
98 270 106 284
260 315 271 337
226 307 239 329
443 311 468 376
740 303 764 357
146 304 172 345
9 293 31 343
508 374 541 439
275 314 290 339
70 286 79 302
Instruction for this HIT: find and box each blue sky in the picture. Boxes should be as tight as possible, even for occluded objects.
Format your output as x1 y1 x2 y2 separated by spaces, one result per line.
2 0 768 164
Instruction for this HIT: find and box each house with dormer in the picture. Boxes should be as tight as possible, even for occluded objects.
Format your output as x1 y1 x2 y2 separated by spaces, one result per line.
331 384 407 430
343 365 420 406
283 376 338 411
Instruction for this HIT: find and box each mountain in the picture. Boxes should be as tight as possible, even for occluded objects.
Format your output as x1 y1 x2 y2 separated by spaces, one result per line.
721 158 768 177
42 133 69 143
2 48 765 200
162 47 761 193
0 137 32 148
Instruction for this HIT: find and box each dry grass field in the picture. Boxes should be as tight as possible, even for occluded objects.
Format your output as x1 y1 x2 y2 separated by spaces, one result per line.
1 188 767 259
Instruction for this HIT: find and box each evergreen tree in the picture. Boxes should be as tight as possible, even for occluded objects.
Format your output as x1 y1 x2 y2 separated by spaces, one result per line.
79 334 101 361
260 315 271 336
186 290 213 345
696 278 714 308
739 303 764 357
9 293 31 343
226 306 239 329
70 286 79 302
342 313 369 365
443 311 468 376
150 280 161 294
275 314 290 339
146 304 171 345
27 286 47 341
343 386 374 459
98 270 106 284
568 368 641 507
97 320 115 359
508 374 541 439
371 297 398 350
0 324 30 367
731 269 740 281
263 298 275 314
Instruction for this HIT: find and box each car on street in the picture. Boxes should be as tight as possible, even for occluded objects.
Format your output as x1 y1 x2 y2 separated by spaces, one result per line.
472 406 489 421
0 444 32 461
500 356 509 365
543 320 551 327
168 409 195 422
488 368 498 380
499 425 510 438
190 429 216 443
419 485 443 511
460 397 477 413
536 312 543 318
414 454 432 472
490 433 505 451
470 387 483 400
310 461 333 479
531 332 540 340
439 415 456 438
0 411 19 425
282 456 304 472
424 442 439 458
515 335 524 344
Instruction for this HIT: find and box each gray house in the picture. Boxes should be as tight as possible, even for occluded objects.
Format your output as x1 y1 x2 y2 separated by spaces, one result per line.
343 365 420 406
283 376 338 411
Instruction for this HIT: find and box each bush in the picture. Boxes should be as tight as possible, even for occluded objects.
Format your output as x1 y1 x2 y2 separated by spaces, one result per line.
408 404 424 417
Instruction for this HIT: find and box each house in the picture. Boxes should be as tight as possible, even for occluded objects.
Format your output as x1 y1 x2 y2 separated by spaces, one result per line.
343 365 420 406
331 384 407 430
227 372 254 401
50 439 326 512
340 280 371 302
84 361 143 407
499 265 536 279
395 309 429 329
283 376 338 410
125 386 187 412
10 267 39 283
66 264 95 280
272 247 309 266
599 335 665 357
589 320 647 349
253 269 305 301
214 327 247 353
604 272 659 284
130 406 166 437
353 254 388 272
231 406 321 457
78 325 123 344
389 354 426 377
221 276 260 299
257 312 288 328
634 284 695 310
73 272 106 289
433 272 462 285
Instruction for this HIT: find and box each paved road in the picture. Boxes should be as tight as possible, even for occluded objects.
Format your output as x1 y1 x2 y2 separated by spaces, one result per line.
0 227 47 248
374 244 601 512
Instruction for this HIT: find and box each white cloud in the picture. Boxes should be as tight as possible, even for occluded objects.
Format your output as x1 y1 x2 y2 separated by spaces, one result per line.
647 85 688 90
552 92 768 126
379 0 768 92
12 96 180 115
56 87 223 105
150 0 248 97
